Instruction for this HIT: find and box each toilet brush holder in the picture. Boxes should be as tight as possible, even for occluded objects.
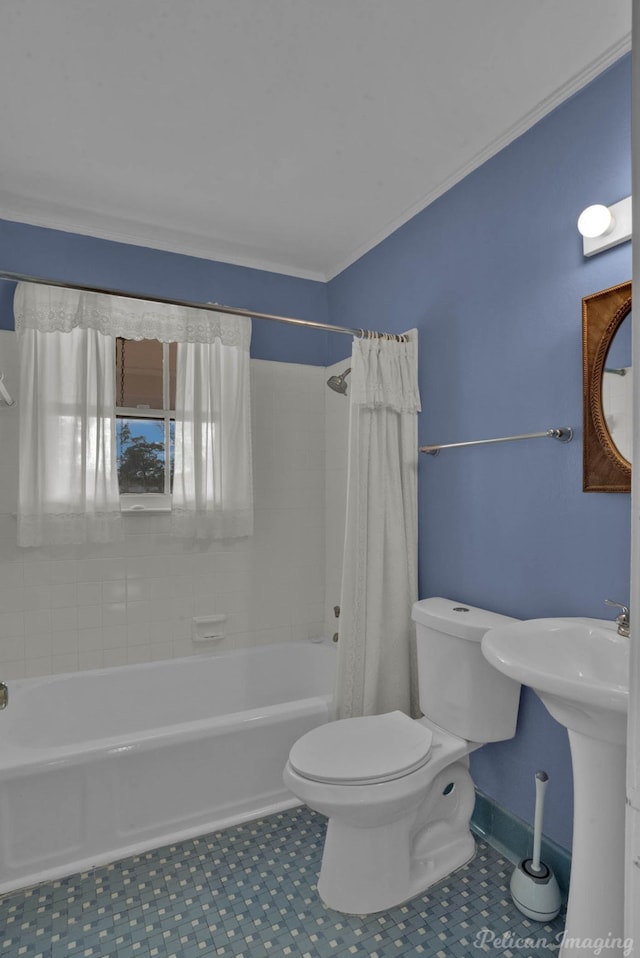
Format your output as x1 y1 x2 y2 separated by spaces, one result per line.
510 771 562 922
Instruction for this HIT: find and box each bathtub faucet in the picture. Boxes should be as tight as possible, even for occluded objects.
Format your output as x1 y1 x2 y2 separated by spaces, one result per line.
0 681 7 709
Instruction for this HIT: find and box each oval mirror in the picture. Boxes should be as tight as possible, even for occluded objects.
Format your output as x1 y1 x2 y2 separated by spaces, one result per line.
601 312 632 464
582 281 631 492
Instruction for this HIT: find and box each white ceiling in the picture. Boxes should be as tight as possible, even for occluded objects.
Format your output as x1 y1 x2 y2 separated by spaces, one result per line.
0 1 631 281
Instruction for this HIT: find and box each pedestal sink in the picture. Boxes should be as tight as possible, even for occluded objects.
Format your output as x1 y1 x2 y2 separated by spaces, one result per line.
481 618 629 958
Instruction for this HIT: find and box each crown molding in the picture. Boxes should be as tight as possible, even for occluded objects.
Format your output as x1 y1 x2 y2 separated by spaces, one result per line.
0 194 326 283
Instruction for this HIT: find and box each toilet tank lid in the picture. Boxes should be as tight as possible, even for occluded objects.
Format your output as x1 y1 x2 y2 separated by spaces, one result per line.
412 597 517 642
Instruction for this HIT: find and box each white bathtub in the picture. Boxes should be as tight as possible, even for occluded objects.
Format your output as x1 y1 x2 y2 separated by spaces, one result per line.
0 639 335 894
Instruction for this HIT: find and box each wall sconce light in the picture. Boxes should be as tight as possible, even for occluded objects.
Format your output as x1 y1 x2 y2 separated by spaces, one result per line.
577 196 632 256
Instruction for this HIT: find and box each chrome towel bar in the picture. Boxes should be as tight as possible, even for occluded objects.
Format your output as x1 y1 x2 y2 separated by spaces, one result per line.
420 426 573 456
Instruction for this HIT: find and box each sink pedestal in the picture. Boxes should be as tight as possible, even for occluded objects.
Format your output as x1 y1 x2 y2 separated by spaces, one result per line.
561 730 626 958
480 617 629 957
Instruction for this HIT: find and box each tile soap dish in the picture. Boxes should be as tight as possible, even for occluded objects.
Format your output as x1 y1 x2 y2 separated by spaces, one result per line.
192 614 226 642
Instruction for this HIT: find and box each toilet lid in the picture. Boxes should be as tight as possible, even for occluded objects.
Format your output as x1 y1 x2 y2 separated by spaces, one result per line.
288 711 433 785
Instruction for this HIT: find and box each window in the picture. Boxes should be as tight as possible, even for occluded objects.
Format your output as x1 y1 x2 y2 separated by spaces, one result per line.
15 281 252 545
115 338 177 509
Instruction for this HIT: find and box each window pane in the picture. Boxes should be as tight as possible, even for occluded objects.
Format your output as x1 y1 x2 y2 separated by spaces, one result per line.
116 339 176 410
117 418 167 494
169 419 175 492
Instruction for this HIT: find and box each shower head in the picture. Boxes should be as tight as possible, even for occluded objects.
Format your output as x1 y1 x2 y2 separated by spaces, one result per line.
326 367 351 395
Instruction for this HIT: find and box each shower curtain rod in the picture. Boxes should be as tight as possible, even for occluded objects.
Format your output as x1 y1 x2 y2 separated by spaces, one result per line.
0 270 399 340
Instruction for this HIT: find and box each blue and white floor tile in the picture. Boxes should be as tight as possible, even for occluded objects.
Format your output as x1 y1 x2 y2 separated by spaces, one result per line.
0 806 565 958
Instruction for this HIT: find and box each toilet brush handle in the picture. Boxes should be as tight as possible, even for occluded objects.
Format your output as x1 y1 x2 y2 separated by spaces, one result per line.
531 771 548 873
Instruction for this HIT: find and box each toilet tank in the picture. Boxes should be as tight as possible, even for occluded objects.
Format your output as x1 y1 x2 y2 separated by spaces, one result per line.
412 597 521 743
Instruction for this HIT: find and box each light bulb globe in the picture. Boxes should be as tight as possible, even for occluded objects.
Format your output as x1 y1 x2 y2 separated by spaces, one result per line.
577 204 615 239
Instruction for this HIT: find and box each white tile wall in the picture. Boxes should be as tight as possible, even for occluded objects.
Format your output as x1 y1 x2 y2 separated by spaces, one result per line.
0 333 338 679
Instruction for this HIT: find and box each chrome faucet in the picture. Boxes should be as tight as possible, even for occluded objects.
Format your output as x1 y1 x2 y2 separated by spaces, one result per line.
604 600 630 638
0 682 7 709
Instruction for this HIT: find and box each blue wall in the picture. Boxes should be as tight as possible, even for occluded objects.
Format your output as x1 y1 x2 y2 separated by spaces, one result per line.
0 54 631 851
327 55 632 850
0 219 330 365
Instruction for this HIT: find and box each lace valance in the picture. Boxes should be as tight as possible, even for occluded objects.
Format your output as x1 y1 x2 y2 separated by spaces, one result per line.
14 282 251 350
349 328 421 413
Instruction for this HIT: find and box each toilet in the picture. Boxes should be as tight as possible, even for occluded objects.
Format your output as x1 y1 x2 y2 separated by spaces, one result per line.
283 597 522 915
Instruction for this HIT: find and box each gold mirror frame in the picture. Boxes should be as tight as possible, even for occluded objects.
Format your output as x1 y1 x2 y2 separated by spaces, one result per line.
582 280 632 492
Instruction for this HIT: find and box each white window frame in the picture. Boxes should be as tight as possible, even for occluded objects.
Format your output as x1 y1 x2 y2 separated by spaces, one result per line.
115 340 174 513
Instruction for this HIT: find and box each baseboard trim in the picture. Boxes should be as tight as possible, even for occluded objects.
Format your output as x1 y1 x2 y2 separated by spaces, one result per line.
471 789 572 899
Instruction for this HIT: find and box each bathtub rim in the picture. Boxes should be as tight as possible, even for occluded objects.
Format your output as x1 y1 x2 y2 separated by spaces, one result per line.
0 694 334 775
0 636 336 768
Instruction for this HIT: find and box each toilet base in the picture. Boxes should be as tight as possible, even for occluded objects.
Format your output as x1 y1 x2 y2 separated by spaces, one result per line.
316 762 477 915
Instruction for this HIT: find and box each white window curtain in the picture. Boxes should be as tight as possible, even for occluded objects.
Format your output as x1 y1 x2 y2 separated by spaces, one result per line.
335 330 421 719
14 282 252 546
171 339 253 539
15 292 122 547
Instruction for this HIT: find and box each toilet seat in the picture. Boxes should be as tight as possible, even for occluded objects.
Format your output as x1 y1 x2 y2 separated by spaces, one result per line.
288 710 433 785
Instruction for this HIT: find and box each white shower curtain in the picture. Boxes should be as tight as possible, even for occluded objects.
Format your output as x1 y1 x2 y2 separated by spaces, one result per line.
336 330 421 719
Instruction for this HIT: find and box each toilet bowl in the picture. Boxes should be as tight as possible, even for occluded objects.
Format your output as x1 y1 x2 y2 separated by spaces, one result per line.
283 712 479 914
283 598 522 914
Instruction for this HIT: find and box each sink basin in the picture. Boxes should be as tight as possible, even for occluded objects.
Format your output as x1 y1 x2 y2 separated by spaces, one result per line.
481 616 629 956
481 617 628 743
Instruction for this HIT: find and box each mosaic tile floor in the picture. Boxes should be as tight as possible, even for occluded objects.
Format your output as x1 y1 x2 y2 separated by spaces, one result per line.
1 806 565 958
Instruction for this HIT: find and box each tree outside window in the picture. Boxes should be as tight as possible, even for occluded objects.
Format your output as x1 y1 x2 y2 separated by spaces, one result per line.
115 338 176 500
